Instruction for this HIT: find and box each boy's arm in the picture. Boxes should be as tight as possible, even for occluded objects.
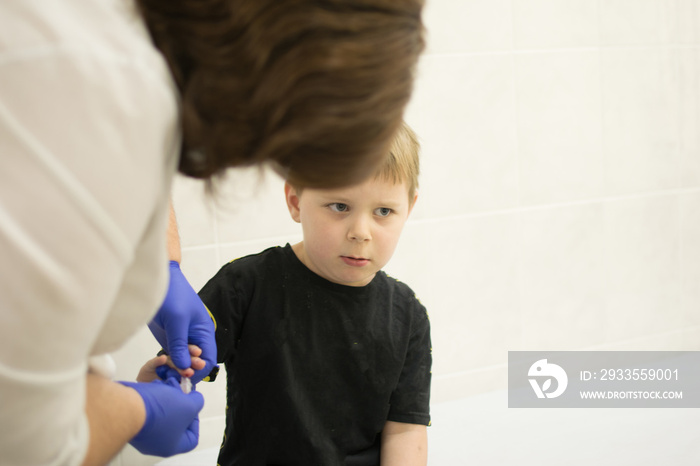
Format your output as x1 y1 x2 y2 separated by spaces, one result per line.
380 420 428 466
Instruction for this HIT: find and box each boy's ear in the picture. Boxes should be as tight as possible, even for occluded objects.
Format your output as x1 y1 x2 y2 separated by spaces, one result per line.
284 182 302 223
408 191 418 216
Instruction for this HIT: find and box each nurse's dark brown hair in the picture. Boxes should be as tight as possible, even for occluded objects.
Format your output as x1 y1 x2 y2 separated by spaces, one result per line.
136 0 425 188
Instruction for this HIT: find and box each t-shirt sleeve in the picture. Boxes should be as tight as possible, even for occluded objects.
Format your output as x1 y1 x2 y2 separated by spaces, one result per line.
199 262 249 364
387 300 432 426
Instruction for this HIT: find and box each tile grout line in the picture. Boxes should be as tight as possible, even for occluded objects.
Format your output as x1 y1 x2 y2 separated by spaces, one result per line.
406 187 700 227
421 44 700 61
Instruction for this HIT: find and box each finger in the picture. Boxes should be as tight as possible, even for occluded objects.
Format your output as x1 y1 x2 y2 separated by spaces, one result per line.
187 390 205 411
156 365 192 380
146 355 168 370
190 357 206 371
155 365 175 381
165 356 196 377
192 333 216 370
137 355 168 383
163 318 190 370
178 416 200 455
188 344 202 357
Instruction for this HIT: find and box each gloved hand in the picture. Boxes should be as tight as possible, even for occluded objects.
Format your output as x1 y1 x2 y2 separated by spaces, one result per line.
149 261 216 384
120 378 204 457
154 345 207 382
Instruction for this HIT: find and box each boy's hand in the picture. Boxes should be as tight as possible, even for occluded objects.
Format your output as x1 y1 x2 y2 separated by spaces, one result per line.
149 261 216 384
137 355 168 383
137 345 206 383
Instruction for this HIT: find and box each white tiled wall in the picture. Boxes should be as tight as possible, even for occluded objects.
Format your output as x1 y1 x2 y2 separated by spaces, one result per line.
111 1 700 464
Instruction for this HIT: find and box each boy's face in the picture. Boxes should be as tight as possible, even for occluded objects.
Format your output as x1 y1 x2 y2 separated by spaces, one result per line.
285 177 416 287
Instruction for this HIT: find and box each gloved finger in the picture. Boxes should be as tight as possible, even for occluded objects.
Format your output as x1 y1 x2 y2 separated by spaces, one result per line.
168 378 205 411
156 365 182 381
163 316 192 371
177 415 200 454
188 390 204 411
189 338 217 384
184 345 205 372
188 319 217 384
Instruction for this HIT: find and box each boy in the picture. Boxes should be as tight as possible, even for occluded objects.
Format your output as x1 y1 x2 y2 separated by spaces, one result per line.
160 122 431 465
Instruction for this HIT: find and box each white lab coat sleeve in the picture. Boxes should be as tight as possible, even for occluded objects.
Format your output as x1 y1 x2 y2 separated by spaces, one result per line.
0 6 179 465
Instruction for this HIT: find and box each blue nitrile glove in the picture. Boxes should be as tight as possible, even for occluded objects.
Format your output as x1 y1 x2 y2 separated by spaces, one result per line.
155 363 181 382
149 261 216 384
120 378 204 457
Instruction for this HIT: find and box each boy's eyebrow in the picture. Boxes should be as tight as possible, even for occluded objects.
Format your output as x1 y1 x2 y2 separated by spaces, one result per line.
315 189 409 208
378 200 408 211
319 194 404 205
317 194 352 203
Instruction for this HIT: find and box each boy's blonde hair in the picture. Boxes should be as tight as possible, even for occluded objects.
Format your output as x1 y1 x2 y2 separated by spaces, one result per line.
375 121 420 205
290 121 420 203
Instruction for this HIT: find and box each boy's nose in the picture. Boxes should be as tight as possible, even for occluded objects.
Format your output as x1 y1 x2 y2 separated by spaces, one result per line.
347 216 371 242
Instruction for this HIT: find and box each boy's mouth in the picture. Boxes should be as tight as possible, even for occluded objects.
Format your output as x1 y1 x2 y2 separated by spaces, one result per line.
341 256 370 267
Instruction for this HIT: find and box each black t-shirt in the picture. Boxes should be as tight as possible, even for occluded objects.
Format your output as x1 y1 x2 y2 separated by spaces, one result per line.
199 244 432 466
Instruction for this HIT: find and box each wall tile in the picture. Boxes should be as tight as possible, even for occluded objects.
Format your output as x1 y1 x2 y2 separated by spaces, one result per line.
214 166 300 244
600 0 664 45
196 415 226 451
180 247 220 294
601 48 680 195
681 191 700 327
404 54 518 218
518 203 607 349
431 366 507 403
679 47 700 188
602 195 681 343
515 50 604 205
198 386 225 434
597 330 685 350
422 0 512 54
381 221 433 303
512 0 599 49
681 326 700 350
673 0 700 44
171 174 217 247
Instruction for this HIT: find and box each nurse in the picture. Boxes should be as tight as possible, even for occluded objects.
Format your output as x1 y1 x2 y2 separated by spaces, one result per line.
0 0 425 464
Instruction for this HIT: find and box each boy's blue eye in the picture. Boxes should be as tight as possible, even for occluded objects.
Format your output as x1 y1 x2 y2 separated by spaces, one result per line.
376 207 392 217
330 203 349 212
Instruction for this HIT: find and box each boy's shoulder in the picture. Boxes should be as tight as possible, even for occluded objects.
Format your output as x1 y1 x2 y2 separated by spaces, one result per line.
221 244 288 271
378 271 419 298
207 245 290 288
377 272 429 320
